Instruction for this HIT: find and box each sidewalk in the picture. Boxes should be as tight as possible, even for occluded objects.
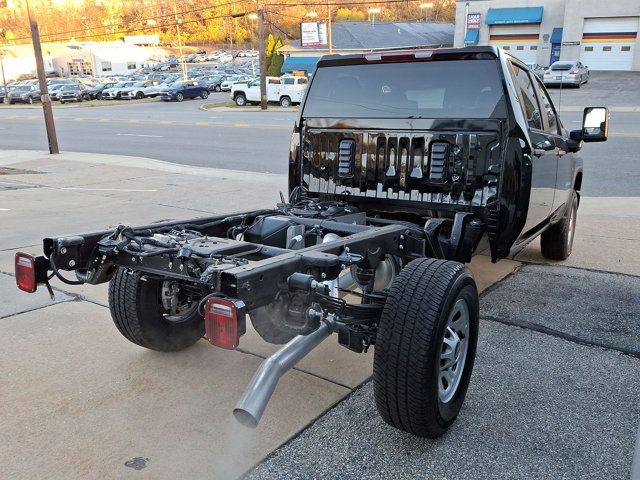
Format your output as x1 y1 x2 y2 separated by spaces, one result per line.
0 150 519 479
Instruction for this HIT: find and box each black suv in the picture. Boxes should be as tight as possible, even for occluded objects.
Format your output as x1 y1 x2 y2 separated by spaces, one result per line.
16 46 608 439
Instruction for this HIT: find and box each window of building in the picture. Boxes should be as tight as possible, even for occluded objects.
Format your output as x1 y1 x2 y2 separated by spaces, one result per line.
503 46 511 50
101 61 112 72
127 61 136 70
530 46 538 50
621 46 631 52
603 46 612 52
510 64 542 131
516 45 524 51
584 46 594 51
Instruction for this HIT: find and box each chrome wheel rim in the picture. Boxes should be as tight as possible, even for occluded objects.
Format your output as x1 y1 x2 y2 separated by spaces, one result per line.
438 298 470 403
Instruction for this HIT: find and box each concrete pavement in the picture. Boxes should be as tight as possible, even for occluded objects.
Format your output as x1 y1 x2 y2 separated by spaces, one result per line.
0 150 522 479
1 146 638 479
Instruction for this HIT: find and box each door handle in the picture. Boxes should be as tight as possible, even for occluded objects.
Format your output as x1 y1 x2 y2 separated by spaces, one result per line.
533 148 546 157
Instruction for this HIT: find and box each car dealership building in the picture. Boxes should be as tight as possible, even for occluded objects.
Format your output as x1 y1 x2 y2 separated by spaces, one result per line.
454 0 640 70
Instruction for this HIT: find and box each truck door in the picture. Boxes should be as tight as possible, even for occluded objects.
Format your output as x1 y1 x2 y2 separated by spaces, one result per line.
509 63 558 233
532 77 572 210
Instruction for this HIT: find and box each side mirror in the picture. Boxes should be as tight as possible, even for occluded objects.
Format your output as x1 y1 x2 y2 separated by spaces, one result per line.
582 106 609 142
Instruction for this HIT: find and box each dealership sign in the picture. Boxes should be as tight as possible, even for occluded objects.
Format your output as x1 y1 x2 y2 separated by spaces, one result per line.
466 13 481 29
301 22 328 47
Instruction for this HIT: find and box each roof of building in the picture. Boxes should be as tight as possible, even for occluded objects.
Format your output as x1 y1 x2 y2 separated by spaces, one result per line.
280 21 454 53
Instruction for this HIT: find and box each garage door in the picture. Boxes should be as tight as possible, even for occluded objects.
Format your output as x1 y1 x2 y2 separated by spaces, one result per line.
490 25 540 64
581 17 638 71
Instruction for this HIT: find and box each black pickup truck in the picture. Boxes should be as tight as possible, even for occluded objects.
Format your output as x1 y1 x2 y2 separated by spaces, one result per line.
15 46 608 438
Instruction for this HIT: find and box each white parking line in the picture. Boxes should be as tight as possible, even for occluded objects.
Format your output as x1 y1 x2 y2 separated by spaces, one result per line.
61 187 157 192
0 208 10 211
116 133 164 138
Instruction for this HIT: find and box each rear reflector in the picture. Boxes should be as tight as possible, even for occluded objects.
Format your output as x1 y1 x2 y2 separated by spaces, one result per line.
15 252 37 293
204 298 246 350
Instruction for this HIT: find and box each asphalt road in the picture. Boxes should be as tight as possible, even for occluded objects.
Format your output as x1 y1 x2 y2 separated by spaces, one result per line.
0 100 638 195
248 266 640 480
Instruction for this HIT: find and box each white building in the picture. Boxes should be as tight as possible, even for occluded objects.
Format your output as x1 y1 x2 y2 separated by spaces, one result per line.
1 41 165 80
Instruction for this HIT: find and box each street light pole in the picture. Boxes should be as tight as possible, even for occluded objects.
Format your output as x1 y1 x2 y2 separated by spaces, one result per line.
26 0 59 154
257 9 267 110
173 0 188 80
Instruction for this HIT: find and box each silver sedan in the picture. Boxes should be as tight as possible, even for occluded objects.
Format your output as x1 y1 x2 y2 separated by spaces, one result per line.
543 61 590 87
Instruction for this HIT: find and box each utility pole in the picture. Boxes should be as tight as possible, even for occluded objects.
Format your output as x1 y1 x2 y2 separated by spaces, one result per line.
173 0 188 80
257 9 267 110
327 0 333 54
26 0 59 154
0 51 8 105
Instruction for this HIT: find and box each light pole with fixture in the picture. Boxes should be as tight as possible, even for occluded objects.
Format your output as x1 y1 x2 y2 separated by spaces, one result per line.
368 8 381 25
420 2 434 22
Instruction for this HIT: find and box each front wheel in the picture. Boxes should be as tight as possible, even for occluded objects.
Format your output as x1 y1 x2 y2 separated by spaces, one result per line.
279 96 292 107
28 96 33 104
136 91 144 99
373 258 479 438
175 92 184 102
108 269 204 351
235 94 247 106
540 190 578 260
214 85 221 92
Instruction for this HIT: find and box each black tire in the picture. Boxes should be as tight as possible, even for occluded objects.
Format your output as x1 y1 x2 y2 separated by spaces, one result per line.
97 93 103 100
215 84 221 92
28 96 33 104
135 91 144 99
373 258 479 438
60 101 65 104
201 90 209 99
235 94 247 107
176 92 184 102
540 190 578 261
279 96 292 107
108 268 204 352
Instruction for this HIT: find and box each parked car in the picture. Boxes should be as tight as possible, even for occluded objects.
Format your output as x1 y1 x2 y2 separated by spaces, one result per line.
160 80 209 102
220 75 253 91
59 84 91 104
101 81 136 99
201 75 226 92
543 61 589 87
48 84 67 101
7 84 41 104
526 63 545 80
120 80 164 99
87 82 116 100
232 76 307 107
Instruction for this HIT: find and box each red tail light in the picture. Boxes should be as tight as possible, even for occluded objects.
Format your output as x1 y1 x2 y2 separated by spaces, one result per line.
15 252 37 293
204 298 246 350
569 70 578 74
544 71 550 76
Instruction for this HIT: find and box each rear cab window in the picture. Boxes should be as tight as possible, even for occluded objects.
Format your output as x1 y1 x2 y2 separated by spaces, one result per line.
303 59 507 119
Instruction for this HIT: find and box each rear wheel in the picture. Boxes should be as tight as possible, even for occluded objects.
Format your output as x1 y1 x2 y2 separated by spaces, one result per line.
279 96 292 107
235 94 247 106
201 90 209 99
108 268 204 352
540 190 578 260
373 258 479 438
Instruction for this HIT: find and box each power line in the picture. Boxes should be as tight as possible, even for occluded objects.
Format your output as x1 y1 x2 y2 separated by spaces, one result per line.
8 0 254 43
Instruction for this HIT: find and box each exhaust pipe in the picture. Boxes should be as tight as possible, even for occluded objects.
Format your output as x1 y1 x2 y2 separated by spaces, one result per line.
233 319 333 428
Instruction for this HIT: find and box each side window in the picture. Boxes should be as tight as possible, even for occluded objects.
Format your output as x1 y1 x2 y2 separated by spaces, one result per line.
534 78 560 134
511 65 542 130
